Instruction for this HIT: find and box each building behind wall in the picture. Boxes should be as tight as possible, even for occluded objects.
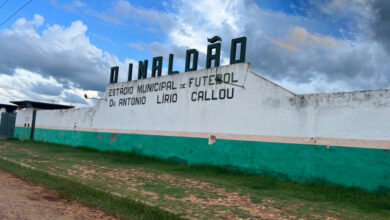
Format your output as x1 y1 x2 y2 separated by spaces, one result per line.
11 101 73 140
0 103 17 118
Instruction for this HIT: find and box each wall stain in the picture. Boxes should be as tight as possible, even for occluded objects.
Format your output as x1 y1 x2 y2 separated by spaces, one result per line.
110 133 118 142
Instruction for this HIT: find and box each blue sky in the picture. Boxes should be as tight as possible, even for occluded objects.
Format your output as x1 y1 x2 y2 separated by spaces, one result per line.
0 0 348 60
0 1 158 60
0 0 389 106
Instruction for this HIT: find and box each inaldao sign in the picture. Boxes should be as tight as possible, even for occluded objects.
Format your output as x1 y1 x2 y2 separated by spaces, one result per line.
107 36 246 107
109 36 247 82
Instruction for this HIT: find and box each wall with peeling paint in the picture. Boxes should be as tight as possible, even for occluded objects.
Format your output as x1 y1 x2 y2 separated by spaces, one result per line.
13 63 390 191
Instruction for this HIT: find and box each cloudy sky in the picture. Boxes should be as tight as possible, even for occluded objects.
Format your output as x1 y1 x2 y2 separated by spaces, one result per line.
0 0 389 106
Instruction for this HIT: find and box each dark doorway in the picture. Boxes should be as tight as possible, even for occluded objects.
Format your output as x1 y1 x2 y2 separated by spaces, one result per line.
0 112 16 138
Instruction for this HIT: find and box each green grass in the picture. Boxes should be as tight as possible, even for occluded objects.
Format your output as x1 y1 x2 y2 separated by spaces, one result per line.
0 157 181 220
0 139 390 219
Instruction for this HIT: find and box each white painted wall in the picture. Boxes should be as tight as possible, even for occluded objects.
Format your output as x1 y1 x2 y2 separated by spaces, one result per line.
15 108 34 128
25 63 390 144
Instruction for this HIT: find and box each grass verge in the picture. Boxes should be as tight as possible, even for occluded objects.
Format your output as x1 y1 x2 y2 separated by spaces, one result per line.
0 139 390 219
0 157 182 220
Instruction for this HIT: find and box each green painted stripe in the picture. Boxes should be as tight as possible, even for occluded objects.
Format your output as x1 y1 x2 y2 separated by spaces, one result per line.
14 127 390 192
14 126 31 140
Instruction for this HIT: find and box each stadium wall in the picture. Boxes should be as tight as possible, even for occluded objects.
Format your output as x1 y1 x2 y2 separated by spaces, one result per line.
14 63 390 192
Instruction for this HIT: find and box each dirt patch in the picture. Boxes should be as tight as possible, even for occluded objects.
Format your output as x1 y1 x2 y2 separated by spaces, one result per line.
140 189 160 200
0 141 345 220
27 189 61 202
0 169 117 220
0 142 13 149
14 146 41 157
106 169 286 219
67 164 296 219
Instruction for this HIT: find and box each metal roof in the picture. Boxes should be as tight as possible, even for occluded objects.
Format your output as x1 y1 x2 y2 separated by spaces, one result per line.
10 100 74 110
0 103 17 111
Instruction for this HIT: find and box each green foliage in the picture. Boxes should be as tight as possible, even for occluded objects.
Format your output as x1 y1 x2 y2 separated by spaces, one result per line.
1 138 390 219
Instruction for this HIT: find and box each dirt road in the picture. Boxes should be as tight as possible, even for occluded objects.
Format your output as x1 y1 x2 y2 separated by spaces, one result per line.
0 169 116 220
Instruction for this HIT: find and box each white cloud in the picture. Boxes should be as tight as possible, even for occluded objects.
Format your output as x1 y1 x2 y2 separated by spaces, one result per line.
3 14 44 38
128 43 145 51
287 26 345 50
0 15 120 91
50 0 87 12
141 0 390 93
0 14 134 106
280 74 353 94
114 0 174 30
87 0 174 30
0 68 95 107
2 0 390 107
45 0 390 94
